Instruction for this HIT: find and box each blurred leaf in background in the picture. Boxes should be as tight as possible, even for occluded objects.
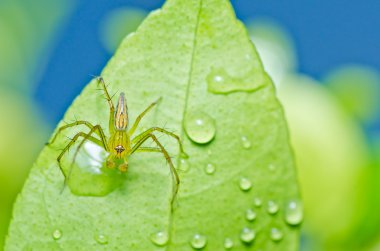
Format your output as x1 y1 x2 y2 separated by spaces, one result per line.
99 7 147 53
0 0 74 249
249 20 379 251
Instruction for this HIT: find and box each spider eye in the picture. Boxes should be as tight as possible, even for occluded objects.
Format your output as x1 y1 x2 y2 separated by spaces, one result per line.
115 145 125 153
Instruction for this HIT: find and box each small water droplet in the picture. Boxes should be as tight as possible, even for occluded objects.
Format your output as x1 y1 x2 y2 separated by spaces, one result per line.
190 234 207 249
241 136 252 149
214 75 225 83
267 200 279 215
150 231 168 246
204 163 216 175
185 111 216 144
270 228 283 242
245 209 257 221
253 198 262 207
95 234 108 244
268 163 276 171
224 238 234 249
239 177 252 191
179 158 190 172
240 227 256 243
52 229 62 240
285 200 303 226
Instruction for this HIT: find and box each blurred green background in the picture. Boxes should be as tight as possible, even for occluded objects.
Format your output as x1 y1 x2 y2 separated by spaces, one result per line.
0 0 379 250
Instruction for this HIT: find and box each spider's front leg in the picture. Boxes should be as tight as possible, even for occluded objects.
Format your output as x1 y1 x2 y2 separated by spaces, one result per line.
131 133 180 204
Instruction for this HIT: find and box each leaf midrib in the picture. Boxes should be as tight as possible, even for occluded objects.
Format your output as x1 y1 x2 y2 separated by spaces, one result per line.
167 0 203 249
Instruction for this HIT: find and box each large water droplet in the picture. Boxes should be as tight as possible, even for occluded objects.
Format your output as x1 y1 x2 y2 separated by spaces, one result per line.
150 231 168 246
224 238 234 249
179 158 190 172
239 177 252 191
190 234 207 249
240 227 256 243
64 141 125 197
95 234 108 244
185 111 216 144
245 209 257 221
240 136 252 149
270 228 283 242
253 197 262 207
52 229 62 240
285 200 303 226
204 163 216 175
267 200 279 215
206 68 267 94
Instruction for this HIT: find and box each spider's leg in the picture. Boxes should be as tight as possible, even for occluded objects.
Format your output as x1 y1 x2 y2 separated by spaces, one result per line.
132 127 187 157
49 120 97 145
59 125 108 190
57 132 104 181
131 133 179 205
134 147 161 153
96 76 115 133
128 97 162 136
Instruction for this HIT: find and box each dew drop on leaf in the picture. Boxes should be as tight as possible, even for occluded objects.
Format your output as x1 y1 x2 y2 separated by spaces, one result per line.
240 136 252 149
270 228 283 242
179 158 190 172
253 197 262 207
240 227 256 243
284 200 303 226
150 231 168 246
204 163 216 175
95 234 108 245
190 234 207 249
224 238 234 249
184 111 216 144
52 229 62 240
245 208 257 221
239 177 252 191
267 200 279 215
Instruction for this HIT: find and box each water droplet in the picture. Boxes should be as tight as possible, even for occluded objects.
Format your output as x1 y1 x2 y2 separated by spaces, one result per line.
268 163 276 171
270 228 283 242
179 158 190 172
224 238 234 249
95 234 108 244
253 198 262 207
240 136 252 149
245 209 257 221
239 177 252 191
206 68 267 94
190 234 207 249
150 231 168 246
52 229 62 240
204 163 216 175
184 111 216 144
240 227 255 243
285 200 303 226
64 141 125 197
267 200 279 215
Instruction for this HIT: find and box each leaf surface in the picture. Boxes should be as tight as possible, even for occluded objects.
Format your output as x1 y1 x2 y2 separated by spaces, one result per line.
5 0 300 250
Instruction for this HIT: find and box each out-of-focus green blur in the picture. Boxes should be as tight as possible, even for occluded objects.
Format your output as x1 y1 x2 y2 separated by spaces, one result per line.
249 20 380 251
1 2 380 251
0 0 73 248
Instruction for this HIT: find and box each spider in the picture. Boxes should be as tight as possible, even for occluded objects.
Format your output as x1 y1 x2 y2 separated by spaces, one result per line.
49 77 187 202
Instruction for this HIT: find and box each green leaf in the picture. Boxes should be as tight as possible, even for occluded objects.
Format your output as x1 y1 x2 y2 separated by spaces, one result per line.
5 0 301 250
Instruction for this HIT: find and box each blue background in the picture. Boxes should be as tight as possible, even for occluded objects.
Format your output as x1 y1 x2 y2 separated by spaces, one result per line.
34 0 380 124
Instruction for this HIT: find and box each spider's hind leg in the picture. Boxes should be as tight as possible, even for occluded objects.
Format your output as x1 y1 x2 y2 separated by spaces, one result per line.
131 133 179 205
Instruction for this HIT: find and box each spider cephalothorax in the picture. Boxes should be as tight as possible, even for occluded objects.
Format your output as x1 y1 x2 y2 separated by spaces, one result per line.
49 76 187 203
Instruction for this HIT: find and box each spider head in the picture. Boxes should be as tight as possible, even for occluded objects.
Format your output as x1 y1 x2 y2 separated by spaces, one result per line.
114 145 125 155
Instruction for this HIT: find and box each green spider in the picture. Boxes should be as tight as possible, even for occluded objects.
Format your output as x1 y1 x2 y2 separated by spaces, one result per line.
49 77 187 200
